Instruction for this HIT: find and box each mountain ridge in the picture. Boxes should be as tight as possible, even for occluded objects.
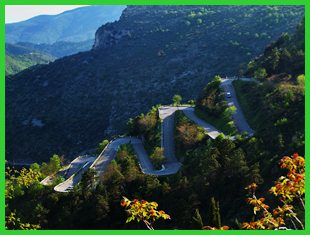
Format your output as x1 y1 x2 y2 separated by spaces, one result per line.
6 5 126 44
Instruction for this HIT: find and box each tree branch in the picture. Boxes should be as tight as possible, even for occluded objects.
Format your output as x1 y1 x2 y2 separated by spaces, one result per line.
143 220 154 230
288 209 304 230
299 197 305 210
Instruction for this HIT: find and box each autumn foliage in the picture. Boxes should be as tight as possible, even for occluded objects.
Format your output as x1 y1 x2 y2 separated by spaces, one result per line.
120 197 171 230
242 153 305 230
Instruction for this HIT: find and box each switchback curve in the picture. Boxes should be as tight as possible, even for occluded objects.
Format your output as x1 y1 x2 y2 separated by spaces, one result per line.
54 78 255 192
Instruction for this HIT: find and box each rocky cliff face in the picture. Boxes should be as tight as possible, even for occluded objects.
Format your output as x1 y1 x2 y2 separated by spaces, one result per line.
93 23 131 49
6 6 304 162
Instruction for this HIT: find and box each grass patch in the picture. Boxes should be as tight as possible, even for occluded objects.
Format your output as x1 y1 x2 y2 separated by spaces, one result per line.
194 108 237 136
232 80 260 130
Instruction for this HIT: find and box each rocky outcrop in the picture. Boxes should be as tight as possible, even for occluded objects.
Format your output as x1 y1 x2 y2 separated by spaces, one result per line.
93 23 131 49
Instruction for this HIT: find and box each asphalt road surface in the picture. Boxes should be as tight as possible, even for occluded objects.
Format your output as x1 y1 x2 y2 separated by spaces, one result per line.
54 156 96 192
64 155 96 178
41 155 95 186
220 78 255 135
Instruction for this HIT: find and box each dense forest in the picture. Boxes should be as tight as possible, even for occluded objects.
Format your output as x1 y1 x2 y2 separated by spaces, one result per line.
5 113 305 229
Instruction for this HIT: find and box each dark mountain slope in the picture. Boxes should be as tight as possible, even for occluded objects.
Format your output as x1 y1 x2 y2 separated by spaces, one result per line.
6 5 126 44
247 18 304 77
6 6 304 162
234 19 305 157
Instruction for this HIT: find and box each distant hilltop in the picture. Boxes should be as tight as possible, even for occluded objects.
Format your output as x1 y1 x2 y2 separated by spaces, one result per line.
6 5 126 44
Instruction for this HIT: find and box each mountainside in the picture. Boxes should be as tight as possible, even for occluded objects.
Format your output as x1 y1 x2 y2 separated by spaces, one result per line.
6 6 304 162
246 18 304 78
233 18 305 157
6 5 126 44
6 44 55 75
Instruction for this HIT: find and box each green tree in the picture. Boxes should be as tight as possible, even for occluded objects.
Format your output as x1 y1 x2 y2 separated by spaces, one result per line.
150 147 165 169
196 75 227 117
94 194 110 221
102 160 125 198
297 74 305 86
223 106 236 119
204 153 221 184
80 168 97 191
41 154 62 176
188 99 195 106
172 94 182 106
97 139 109 154
247 163 264 185
33 203 49 227
254 67 267 80
30 163 40 172
116 145 140 182
49 154 61 172
223 148 249 178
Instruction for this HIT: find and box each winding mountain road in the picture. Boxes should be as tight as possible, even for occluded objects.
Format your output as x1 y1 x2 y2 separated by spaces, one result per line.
220 78 255 136
54 78 255 192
